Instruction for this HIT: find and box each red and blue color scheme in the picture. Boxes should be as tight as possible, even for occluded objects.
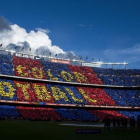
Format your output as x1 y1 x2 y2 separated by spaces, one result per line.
0 53 139 121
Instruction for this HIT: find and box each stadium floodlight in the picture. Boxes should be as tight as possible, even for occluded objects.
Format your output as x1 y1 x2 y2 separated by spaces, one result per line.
97 61 102 64
5 49 9 52
10 50 16 53
124 62 128 65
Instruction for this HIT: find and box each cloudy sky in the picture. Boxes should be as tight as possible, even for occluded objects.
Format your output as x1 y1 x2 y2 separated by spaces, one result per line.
0 0 140 69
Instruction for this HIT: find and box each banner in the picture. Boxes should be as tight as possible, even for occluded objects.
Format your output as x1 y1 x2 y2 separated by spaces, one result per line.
50 59 70 64
76 129 101 134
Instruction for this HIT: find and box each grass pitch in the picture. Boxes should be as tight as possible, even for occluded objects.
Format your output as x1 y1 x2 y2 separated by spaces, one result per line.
0 121 140 140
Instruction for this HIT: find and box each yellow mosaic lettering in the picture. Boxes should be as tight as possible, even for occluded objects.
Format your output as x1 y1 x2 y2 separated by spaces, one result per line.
16 65 28 77
47 69 58 81
73 72 88 83
61 71 73 82
51 87 69 101
78 88 97 103
16 83 30 99
33 84 51 100
32 67 43 78
65 87 83 102
0 81 15 99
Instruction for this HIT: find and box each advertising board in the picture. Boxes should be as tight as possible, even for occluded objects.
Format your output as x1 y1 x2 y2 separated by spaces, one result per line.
50 58 70 64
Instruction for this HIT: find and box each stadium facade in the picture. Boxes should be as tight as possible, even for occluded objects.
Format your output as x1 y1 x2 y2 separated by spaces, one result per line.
0 50 140 121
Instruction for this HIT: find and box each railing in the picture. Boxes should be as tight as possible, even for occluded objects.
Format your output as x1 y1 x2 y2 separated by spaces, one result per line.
0 49 128 69
0 100 140 111
0 74 140 89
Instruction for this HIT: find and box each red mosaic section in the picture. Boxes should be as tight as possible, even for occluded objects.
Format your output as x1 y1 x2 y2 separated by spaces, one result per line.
68 65 102 84
88 110 129 121
14 81 54 103
16 107 62 120
68 65 126 119
77 87 116 106
13 56 46 79
14 81 36 102
31 83 54 103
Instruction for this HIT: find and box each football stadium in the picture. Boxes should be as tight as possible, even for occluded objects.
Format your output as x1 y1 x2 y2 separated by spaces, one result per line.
0 49 140 140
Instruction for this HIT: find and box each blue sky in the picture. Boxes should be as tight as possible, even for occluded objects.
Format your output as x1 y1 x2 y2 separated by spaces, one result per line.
0 0 140 69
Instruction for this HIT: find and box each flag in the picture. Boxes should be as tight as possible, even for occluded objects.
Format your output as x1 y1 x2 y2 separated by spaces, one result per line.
61 54 64 58
29 48 31 51
99 58 100 61
86 56 88 60
0 44 2 47
55 54 57 57
21 47 24 50
80 56 82 60
92 58 94 61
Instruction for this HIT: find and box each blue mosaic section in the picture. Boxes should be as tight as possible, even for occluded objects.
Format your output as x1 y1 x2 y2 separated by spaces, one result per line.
63 85 87 104
55 108 98 121
93 67 140 86
0 79 17 101
46 84 87 104
41 61 75 82
0 105 19 119
118 111 140 121
104 89 140 107
0 54 14 75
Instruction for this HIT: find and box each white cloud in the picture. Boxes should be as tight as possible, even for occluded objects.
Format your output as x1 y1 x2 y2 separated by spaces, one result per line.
36 28 50 33
0 24 65 55
78 24 85 27
120 44 140 54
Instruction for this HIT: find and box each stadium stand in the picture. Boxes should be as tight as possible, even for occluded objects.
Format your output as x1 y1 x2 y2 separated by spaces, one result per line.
0 105 19 119
93 67 140 86
17 107 62 120
0 53 140 121
0 54 14 75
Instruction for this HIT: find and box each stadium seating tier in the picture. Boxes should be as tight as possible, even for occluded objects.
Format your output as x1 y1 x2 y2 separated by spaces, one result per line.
0 54 140 121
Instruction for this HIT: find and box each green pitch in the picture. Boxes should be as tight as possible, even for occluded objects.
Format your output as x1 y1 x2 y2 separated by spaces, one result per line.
0 121 140 140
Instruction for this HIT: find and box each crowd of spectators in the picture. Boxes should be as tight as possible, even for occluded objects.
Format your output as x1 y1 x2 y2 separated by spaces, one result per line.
16 107 62 121
55 108 98 121
0 79 17 101
0 54 140 87
104 89 140 107
0 54 140 121
13 56 46 79
93 67 140 86
0 105 19 119
0 54 14 75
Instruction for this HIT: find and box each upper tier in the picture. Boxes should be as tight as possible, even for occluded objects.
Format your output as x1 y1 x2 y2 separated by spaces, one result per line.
0 53 140 86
